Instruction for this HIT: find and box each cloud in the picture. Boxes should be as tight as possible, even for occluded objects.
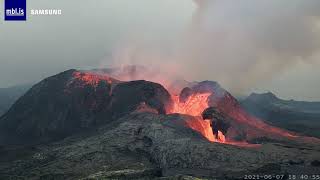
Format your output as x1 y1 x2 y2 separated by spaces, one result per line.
176 0 320 93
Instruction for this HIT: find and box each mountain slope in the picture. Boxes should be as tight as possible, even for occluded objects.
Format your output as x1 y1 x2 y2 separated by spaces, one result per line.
241 92 320 138
0 69 172 145
0 84 32 116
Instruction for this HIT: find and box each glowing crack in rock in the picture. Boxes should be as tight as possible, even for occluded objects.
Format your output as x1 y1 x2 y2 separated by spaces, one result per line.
71 71 116 87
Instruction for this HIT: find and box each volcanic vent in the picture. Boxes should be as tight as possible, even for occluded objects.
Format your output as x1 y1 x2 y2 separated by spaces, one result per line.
88 67 298 144
69 70 231 143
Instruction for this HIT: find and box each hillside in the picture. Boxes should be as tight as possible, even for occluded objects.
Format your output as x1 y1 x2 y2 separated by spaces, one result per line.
241 92 320 138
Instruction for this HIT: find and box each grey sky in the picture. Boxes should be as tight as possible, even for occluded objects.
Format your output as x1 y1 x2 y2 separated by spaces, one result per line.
0 0 194 85
0 0 319 101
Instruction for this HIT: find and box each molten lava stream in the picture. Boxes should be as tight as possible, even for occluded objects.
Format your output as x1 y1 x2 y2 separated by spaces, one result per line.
169 93 226 143
186 118 226 143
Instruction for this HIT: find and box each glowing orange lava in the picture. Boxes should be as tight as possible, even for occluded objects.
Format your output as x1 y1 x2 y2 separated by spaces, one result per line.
169 92 226 143
72 71 116 87
170 93 211 116
186 118 226 142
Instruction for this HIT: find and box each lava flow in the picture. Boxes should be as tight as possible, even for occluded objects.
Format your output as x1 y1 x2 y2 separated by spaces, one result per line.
169 93 226 143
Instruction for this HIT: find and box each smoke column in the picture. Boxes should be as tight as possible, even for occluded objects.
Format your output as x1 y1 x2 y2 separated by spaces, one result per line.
106 0 320 95
182 0 320 93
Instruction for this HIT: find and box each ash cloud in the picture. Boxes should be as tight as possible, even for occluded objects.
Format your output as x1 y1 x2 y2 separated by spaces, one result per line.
109 0 320 96
182 0 320 93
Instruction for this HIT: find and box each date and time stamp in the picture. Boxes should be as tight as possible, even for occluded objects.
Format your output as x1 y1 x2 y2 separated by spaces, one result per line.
244 174 320 180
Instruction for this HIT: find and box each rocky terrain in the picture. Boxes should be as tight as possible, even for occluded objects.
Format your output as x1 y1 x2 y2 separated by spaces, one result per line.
0 69 319 179
0 112 319 179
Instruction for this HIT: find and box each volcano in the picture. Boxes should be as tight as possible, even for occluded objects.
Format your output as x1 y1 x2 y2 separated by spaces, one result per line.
0 67 319 179
0 67 309 145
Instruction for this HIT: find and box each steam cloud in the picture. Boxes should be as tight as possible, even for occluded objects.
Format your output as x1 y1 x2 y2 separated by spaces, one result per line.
106 0 320 95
